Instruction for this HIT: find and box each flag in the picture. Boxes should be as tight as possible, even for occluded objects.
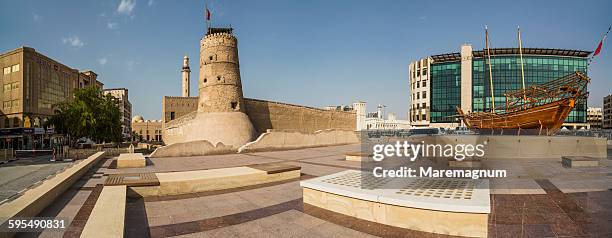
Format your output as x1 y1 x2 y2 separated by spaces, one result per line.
593 40 603 56
206 8 211 21
593 26 611 57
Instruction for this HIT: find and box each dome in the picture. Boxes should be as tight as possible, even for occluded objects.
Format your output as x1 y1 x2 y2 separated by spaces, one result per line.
132 115 144 123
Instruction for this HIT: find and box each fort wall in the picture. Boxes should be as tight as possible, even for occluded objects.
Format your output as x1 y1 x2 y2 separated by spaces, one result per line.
162 97 357 145
244 98 356 135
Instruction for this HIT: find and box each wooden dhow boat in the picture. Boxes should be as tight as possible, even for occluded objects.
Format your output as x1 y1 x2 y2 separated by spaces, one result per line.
456 71 590 135
456 26 590 136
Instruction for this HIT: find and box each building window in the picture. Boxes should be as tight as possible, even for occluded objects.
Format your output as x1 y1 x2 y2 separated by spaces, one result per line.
3 101 10 109
3 67 10 75
422 81 426 87
13 118 19 127
422 103 426 109
4 118 9 128
204 78 207 83
3 84 11 92
217 76 221 81
422 91 427 99
11 64 19 72
170 112 175 120
417 92 420 99
231 101 238 110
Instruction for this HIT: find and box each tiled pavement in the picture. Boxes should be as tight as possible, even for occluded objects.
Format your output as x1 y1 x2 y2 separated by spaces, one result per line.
16 145 612 237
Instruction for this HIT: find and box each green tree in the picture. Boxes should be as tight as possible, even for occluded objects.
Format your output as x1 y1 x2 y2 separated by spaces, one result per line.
46 86 123 144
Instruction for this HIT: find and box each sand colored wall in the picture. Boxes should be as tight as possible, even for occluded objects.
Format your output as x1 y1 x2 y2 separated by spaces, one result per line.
243 98 356 135
162 96 198 123
238 129 359 153
162 97 357 146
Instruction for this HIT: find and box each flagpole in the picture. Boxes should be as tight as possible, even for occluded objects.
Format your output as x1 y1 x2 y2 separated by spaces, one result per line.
205 1 210 32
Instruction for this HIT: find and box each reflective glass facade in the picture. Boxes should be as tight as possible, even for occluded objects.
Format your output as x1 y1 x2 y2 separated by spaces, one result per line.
430 62 461 123
429 54 587 124
473 56 587 123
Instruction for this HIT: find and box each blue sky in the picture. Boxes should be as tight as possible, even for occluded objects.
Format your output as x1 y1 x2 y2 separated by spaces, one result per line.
1 0 611 120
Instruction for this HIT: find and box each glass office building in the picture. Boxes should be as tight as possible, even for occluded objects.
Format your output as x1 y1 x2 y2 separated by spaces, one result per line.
412 46 591 128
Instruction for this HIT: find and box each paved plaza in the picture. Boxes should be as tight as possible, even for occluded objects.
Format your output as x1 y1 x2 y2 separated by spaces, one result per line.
0 156 72 202
13 145 612 238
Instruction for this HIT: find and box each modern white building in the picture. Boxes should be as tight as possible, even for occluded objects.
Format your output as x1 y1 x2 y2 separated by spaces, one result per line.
353 103 410 130
604 95 612 129
587 107 602 130
408 57 432 127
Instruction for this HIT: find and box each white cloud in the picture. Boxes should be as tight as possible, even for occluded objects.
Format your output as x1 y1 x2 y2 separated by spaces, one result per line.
107 21 118 29
148 0 154 7
117 0 136 15
126 60 139 71
33 13 41 21
98 57 108 65
61 35 85 49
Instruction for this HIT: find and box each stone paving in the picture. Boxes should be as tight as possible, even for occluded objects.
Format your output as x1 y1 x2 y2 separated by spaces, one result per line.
15 145 612 237
0 156 73 201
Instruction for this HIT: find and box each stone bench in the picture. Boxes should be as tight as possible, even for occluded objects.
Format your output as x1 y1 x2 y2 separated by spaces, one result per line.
344 152 373 162
300 170 490 237
80 185 126 238
562 156 599 168
113 163 300 197
0 152 105 238
116 153 146 168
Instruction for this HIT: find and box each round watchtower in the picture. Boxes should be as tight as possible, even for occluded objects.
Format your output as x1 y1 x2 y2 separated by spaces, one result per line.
198 28 245 113
184 27 255 147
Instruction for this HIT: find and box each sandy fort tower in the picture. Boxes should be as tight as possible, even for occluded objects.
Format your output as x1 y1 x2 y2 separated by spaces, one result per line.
183 27 255 147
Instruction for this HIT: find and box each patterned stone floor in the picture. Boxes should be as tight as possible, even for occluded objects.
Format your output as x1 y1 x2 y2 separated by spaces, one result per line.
19 144 612 238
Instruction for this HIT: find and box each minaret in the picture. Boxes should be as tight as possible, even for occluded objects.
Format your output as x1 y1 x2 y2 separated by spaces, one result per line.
181 55 190 97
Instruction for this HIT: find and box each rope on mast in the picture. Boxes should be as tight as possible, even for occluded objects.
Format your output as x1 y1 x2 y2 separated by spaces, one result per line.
485 25 495 112
518 26 527 108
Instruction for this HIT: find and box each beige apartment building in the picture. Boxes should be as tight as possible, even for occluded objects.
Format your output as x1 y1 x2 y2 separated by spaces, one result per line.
587 107 602 130
131 115 162 142
604 95 612 129
0 47 102 149
103 88 132 139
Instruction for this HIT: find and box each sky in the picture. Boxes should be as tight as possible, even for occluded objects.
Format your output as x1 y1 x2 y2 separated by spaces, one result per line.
1 0 611 120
